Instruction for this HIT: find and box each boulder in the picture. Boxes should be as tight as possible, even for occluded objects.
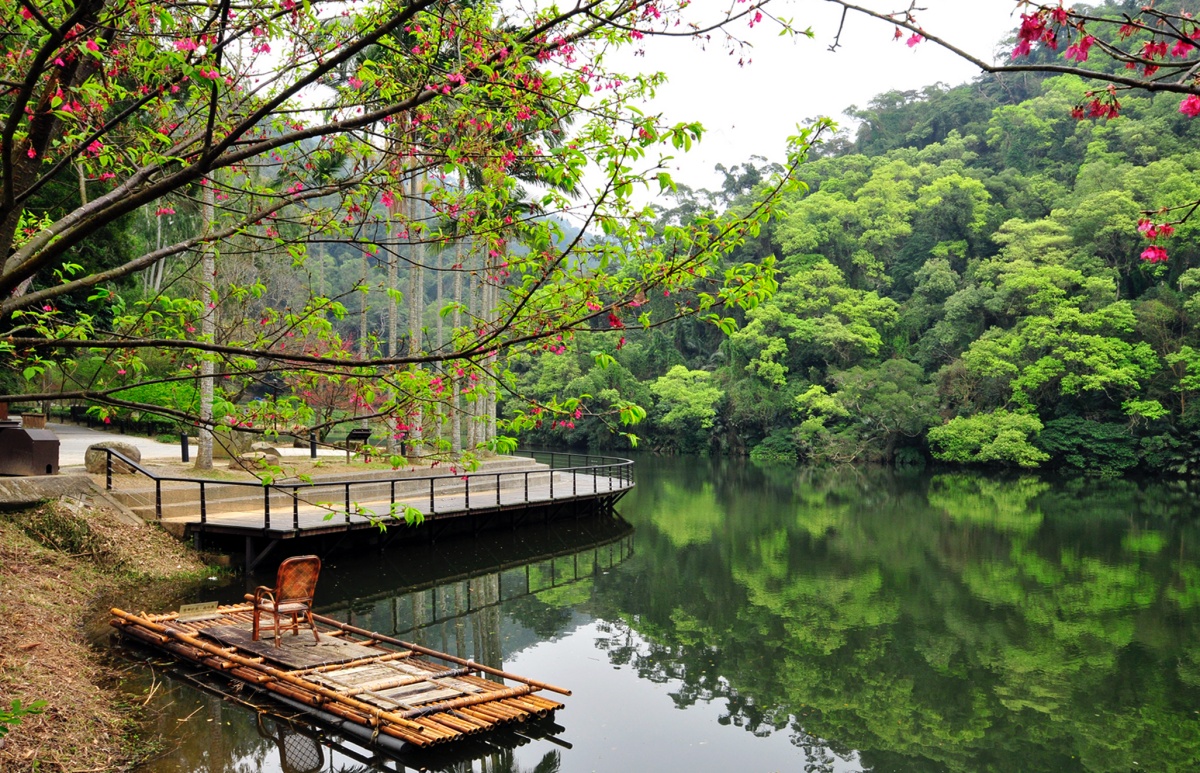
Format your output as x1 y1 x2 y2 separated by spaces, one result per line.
211 427 256 459
250 441 282 456
229 451 280 470
84 442 142 474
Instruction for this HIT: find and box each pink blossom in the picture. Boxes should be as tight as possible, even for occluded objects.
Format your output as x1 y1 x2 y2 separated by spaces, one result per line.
1065 36 1094 62
155 206 175 216
86 40 99 52
26 147 36 159
906 34 922 48
1141 245 1169 263
1180 95 1200 118
86 139 103 156
175 39 198 52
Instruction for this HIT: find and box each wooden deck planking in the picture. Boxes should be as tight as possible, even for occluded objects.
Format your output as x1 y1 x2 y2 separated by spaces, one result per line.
163 471 628 534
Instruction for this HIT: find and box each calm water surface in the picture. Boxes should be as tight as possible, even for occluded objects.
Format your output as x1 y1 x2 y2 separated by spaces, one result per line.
128 457 1200 772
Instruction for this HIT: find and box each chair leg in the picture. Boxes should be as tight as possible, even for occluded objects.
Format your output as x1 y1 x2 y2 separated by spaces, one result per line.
252 609 260 642
307 610 319 643
273 611 281 648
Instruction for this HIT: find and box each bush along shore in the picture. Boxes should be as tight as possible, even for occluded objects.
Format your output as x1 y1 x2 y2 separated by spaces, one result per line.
0 492 214 772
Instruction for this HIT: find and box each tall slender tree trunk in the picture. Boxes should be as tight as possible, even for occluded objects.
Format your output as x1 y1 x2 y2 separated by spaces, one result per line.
386 180 401 454
407 173 425 454
450 226 463 455
358 248 369 431
434 215 445 448
195 182 216 470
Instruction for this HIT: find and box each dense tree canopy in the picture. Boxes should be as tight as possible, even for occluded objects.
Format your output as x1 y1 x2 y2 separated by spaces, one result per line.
509 3 1200 475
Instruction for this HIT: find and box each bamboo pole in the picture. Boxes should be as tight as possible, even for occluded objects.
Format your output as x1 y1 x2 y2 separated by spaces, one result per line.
308 612 572 696
290 650 413 676
110 608 432 736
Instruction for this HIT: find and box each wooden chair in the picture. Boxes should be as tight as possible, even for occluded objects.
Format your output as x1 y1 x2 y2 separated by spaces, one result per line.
252 555 321 648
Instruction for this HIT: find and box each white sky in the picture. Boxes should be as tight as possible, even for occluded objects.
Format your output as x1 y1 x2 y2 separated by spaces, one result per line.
628 0 1022 189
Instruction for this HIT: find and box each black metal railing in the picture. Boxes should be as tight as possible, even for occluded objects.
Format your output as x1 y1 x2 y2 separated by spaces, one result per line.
102 448 634 529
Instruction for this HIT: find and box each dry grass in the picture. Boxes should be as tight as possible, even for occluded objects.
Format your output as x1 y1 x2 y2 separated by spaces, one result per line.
0 495 209 772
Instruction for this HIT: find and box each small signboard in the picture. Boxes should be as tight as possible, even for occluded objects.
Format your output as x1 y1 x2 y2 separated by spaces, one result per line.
177 601 221 623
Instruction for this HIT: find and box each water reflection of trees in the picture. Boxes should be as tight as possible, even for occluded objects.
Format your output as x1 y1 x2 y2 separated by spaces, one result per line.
603 460 1200 772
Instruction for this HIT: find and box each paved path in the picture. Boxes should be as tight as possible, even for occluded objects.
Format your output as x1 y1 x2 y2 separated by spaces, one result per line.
50 422 182 466
48 422 341 467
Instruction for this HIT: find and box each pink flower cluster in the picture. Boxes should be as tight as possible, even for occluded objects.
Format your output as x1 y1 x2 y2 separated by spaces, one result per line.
1138 219 1175 264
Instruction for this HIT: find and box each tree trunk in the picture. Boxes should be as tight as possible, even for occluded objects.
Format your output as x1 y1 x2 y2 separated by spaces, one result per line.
407 173 425 455
450 227 463 454
195 182 216 470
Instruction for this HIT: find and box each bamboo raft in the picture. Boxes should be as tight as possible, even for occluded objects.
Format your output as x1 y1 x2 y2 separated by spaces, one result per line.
110 603 569 750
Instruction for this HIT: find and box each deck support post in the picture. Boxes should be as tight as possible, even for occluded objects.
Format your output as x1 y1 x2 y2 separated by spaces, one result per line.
246 536 280 572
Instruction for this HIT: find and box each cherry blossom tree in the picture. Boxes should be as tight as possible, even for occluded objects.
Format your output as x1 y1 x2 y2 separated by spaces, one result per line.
2 0 822 455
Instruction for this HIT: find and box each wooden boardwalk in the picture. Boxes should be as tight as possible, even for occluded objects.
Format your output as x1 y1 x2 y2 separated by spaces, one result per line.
165 469 630 537
111 604 568 751
100 452 634 568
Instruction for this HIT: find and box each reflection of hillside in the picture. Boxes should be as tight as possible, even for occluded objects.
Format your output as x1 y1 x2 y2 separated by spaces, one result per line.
595 460 1200 772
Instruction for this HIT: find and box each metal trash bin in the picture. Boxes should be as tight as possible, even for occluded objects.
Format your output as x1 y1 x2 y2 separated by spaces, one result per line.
0 421 60 475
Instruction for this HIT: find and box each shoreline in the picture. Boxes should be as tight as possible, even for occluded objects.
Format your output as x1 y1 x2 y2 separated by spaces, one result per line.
0 492 213 772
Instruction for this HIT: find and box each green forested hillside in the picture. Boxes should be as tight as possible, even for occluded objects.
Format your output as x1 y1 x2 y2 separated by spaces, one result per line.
511 70 1200 476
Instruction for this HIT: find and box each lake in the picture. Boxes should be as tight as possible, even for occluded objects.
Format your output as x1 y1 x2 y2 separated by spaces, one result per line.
128 456 1200 772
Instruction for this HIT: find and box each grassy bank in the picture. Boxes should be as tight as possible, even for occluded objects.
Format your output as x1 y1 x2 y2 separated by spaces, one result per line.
0 494 211 772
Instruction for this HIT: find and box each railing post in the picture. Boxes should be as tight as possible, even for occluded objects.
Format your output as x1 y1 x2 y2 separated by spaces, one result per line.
155 480 162 520
180 432 189 463
263 485 271 529
428 478 433 515
310 431 317 460
496 473 501 507
465 476 470 510
293 486 299 530
572 468 577 497
199 481 207 524
106 451 112 490
344 483 351 523
524 471 529 503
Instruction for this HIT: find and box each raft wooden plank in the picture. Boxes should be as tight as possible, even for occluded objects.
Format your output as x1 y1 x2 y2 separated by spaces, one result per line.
374 682 466 704
199 623 384 669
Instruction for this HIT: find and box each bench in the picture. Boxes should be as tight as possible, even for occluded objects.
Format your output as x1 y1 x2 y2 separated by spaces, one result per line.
344 427 373 462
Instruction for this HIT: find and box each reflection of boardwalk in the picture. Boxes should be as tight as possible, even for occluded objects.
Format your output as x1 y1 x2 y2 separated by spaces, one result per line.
326 528 636 644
